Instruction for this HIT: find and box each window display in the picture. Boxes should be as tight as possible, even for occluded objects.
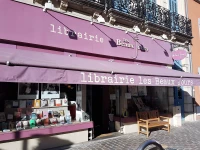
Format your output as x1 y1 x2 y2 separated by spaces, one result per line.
2 98 75 132
0 83 89 133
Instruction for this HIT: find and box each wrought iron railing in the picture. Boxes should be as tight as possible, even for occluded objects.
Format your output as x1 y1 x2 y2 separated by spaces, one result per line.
145 0 171 29
72 0 192 36
108 0 145 19
171 12 192 36
70 0 105 5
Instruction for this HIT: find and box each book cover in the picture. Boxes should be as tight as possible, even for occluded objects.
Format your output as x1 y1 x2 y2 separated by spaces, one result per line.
36 110 43 119
41 99 48 107
33 99 41 108
60 116 65 124
14 112 21 120
59 110 64 116
50 118 57 125
7 114 13 120
9 122 15 131
5 100 12 108
12 100 19 108
19 100 26 108
26 100 33 108
62 98 68 106
43 118 49 126
0 112 6 122
43 110 48 119
16 121 23 130
22 121 29 129
48 99 55 107
55 99 61 107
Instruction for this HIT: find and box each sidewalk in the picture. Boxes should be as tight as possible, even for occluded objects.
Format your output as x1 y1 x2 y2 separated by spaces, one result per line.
49 121 200 150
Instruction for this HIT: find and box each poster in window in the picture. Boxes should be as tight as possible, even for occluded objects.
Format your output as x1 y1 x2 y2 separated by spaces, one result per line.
41 84 60 99
18 83 39 99
76 91 82 111
128 86 138 96
138 86 147 96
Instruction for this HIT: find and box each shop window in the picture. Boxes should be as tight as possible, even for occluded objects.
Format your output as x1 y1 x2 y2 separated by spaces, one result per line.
0 82 89 133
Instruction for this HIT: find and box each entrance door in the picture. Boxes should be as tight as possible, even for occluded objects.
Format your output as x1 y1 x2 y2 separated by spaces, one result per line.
91 85 103 138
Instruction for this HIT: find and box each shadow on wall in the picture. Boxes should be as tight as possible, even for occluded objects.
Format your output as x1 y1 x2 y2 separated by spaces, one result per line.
32 134 73 150
13 130 74 150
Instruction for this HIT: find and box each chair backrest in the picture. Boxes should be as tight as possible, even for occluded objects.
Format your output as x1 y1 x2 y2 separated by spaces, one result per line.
136 111 148 121
148 110 159 119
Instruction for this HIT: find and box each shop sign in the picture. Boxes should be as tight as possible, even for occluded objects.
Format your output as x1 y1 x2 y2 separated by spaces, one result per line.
80 72 194 86
172 49 187 60
0 1 173 65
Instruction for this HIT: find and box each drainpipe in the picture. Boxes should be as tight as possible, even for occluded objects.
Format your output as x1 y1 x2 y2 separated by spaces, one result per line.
184 0 196 120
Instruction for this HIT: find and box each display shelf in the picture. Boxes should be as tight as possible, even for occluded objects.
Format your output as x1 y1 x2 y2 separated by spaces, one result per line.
4 106 69 110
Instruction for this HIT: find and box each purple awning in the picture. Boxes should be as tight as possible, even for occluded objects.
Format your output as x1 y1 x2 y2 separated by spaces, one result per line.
0 48 200 86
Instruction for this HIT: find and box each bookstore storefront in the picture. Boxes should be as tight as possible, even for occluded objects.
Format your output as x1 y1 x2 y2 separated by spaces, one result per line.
0 1 199 149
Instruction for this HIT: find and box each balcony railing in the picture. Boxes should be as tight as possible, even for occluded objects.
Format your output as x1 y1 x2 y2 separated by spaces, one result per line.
145 0 171 29
171 12 192 36
72 0 192 37
71 0 105 4
107 0 192 36
109 0 145 19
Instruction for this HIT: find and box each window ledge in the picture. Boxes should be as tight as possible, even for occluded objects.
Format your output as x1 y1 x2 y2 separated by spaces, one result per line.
0 121 93 142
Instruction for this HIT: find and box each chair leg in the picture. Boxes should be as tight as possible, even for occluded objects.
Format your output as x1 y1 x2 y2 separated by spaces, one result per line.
168 124 170 133
138 125 140 135
147 128 149 137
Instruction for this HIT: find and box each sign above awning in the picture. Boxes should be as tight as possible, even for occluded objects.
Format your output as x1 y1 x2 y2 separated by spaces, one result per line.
0 48 200 86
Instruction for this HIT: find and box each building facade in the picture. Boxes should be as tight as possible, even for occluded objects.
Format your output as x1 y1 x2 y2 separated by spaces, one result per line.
188 0 200 120
0 0 197 149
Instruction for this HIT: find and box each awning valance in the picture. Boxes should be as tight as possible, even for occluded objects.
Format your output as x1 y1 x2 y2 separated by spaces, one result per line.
0 48 200 86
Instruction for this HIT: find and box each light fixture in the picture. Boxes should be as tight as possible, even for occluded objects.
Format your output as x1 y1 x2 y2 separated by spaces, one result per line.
43 0 54 12
170 35 176 41
111 71 114 75
6 61 10 66
161 34 168 40
60 0 68 10
91 12 105 24
133 25 140 33
144 28 150 34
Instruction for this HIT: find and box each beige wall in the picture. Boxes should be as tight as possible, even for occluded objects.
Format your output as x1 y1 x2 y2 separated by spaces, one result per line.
0 130 88 150
188 1 200 105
